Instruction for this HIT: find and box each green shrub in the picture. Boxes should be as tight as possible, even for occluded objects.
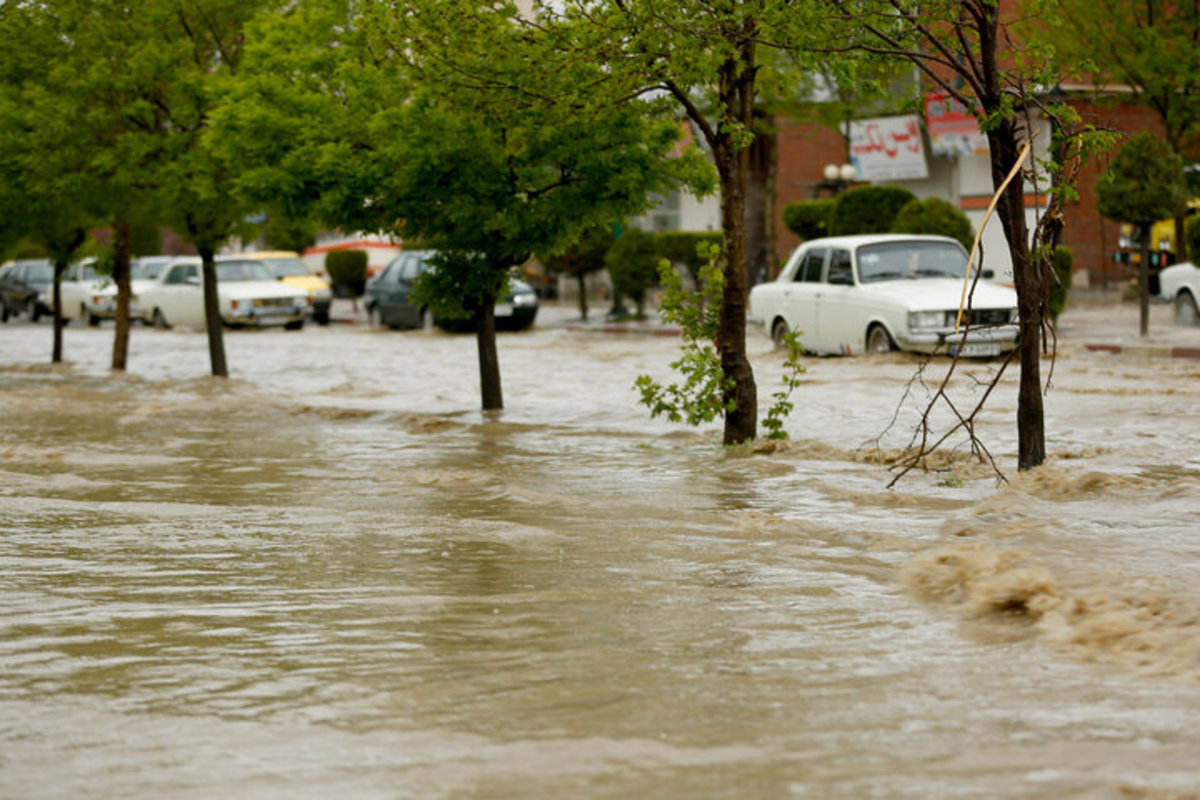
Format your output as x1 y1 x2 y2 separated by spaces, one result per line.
828 185 917 236
325 249 368 298
1047 246 1073 321
890 197 975 251
655 231 723 279
605 228 660 318
782 199 836 241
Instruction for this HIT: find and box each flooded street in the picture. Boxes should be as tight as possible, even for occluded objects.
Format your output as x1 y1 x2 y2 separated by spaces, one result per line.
2 306 1199 799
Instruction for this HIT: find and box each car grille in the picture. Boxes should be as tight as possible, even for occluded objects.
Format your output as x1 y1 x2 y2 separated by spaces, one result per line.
949 308 1011 326
253 297 298 309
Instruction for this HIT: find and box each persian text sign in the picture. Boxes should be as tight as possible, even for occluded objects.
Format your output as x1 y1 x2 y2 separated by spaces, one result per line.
849 116 928 181
924 93 989 156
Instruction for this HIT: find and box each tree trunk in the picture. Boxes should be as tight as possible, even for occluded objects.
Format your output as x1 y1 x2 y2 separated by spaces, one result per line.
576 271 588 321
199 246 229 378
1175 214 1188 263
1138 224 1151 337
712 54 758 446
476 298 503 411
111 221 133 372
51 259 66 364
988 124 1044 471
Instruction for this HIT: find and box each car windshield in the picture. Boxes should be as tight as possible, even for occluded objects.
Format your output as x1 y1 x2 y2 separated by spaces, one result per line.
259 258 310 278
137 260 170 279
216 261 275 282
856 241 969 283
26 262 55 282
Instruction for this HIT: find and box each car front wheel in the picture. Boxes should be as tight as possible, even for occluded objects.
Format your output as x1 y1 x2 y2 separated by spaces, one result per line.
1174 291 1199 326
366 304 380 328
152 309 170 329
771 318 791 349
866 324 896 354
26 297 40 322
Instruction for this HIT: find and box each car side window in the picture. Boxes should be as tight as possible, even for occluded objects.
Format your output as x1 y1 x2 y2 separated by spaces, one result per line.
796 249 827 283
164 265 186 285
828 249 853 284
398 255 423 281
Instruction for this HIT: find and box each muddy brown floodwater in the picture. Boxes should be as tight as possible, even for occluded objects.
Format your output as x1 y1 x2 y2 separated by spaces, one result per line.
2 307 1199 799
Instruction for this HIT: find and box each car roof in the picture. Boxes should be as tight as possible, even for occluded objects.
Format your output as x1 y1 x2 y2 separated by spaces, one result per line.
798 234 962 249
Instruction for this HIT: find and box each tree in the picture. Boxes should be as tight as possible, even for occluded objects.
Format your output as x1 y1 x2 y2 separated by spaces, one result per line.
413 1 843 444
1045 0 1200 260
539 224 614 322
0 2 100 364
218 0 709 411
830 0 1112 472
890 197 976 251
1097 132 1188 336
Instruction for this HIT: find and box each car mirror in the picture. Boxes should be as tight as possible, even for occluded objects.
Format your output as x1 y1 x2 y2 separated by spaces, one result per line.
981 269 995 280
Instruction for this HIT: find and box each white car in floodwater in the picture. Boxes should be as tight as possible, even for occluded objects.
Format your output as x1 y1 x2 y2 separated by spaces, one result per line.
749 234 1019 357
1157 261 1200 325
139 257 310 330
59 259 157 325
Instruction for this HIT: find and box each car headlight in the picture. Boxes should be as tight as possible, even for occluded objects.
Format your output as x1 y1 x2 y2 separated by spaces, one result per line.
907 310 945 330
512 292 537 307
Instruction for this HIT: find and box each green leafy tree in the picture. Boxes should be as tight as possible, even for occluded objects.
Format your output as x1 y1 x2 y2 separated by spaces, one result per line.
1097 132 1189 336
412 1 846 444
218 0 709 411
1043 0 1200 260
539 224 614 322
0 2 100 363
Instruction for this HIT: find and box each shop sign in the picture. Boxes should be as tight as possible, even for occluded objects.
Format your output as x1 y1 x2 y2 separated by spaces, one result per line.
924 93 989 156
848 115 929 181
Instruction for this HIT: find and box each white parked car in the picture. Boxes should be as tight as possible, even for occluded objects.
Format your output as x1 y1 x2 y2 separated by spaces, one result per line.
139 257 310 330
1157 261 1200 325
749 234 1019 357
59 259 156 325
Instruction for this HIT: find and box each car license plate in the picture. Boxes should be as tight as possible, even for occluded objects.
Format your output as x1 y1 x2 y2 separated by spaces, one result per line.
494 303 513 317
954 343 1001 357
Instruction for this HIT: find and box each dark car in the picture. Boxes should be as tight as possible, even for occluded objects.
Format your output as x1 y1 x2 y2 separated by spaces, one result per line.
0 259 55 322
364 250 538 331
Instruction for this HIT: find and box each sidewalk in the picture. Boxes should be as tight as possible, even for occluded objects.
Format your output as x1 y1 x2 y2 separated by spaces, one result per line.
1054 293 1200 360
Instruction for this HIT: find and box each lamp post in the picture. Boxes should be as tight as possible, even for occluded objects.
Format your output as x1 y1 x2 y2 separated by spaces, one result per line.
824 162 858 195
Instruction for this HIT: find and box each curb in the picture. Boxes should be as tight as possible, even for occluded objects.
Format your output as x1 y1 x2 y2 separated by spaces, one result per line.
1083 342 1200 360
560 323 681 337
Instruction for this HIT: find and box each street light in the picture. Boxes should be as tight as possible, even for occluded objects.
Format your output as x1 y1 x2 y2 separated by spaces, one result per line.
824 162 857 194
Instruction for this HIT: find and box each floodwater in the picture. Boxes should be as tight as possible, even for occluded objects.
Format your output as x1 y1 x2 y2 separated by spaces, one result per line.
1 308 1199 799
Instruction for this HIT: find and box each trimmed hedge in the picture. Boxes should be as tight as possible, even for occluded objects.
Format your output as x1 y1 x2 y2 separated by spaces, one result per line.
605 228 660 318
828 185 917 236
890 197 975 251
1047 246 1073 321
782 199 836 242
325 249 368 298
655 231 723 278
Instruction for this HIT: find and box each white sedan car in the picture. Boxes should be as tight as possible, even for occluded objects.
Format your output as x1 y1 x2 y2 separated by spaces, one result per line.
59 259 157 325
140 257 310 330
749 234 1019 357
1157 261 1199 325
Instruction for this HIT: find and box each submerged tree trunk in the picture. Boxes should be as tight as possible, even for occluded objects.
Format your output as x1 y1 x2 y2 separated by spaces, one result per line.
713 53 758 446
476 298 502 410
1138 223 1151 337
51 259 67 364
199 246 229 378
987 123 1044 471
576 271 588 321
111 221 133 372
